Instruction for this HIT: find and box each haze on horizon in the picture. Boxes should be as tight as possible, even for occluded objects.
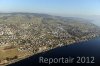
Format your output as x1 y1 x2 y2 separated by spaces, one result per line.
0 0 100 26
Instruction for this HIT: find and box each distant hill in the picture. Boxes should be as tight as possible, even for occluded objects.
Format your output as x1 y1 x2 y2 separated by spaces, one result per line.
0 13 99 35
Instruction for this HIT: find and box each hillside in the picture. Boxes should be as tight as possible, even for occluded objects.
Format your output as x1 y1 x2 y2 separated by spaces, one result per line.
0 13 100 65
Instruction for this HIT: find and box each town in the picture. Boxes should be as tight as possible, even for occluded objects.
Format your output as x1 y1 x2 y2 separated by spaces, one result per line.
0 13 100 65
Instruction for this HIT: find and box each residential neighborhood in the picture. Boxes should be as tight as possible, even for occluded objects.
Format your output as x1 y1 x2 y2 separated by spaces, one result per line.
0 13 100 65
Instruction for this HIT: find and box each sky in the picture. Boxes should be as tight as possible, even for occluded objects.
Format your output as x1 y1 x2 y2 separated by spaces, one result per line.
0 0 100 26
0 0 100 16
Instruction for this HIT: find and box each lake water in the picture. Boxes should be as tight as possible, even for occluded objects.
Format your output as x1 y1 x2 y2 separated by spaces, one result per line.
8 37 100 66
